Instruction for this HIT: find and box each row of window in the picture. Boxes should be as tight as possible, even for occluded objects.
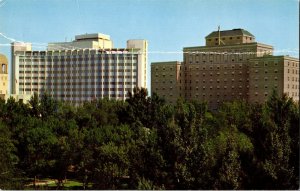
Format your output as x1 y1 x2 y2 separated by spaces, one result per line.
287 84 299 89
207 36 252 41
287 62 298 67
19 88 134 93
254 62 278 67
156 78 248 84
287 77 299 82
20 54 138 59
156 71 245 78
287 92 299 97
287 69 298 74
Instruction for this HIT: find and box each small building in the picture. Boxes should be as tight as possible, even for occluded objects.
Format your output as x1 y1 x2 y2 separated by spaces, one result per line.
0 54 8 100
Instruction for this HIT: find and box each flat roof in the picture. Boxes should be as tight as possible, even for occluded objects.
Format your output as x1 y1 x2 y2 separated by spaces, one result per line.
75 33 111 41
151 61 182 65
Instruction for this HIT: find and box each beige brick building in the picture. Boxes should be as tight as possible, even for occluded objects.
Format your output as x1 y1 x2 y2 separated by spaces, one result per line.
248 55 299 103
0 54 8 99
151 61 182 104
151 28 299 109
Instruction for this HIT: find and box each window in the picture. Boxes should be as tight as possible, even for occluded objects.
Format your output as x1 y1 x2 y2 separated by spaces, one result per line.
1 64 6 73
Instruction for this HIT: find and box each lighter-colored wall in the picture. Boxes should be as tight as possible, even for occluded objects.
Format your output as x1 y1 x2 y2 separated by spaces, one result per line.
48 33 113 50
11 42 32 94
0 54 8 99
12 49 143 105
127 40 148 89
283 57 299 102
48 39 113 50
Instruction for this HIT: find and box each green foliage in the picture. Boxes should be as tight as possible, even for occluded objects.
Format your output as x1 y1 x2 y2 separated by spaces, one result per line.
0 88 298 189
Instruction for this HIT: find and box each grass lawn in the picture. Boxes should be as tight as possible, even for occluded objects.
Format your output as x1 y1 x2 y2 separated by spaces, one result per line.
25 179 92 190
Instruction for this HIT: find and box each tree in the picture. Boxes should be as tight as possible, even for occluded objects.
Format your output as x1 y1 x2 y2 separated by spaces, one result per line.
0 122 22 189
244 91 298 189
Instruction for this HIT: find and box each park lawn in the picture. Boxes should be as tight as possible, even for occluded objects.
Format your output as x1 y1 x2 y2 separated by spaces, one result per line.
47 179 93 189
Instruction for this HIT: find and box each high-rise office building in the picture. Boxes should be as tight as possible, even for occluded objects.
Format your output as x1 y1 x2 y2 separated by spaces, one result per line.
11 33 148 104
151 28 299 109
0 54 8 99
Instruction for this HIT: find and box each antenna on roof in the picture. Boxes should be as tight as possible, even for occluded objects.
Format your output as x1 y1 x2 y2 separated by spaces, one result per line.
217 25 226 45
218 25 221 46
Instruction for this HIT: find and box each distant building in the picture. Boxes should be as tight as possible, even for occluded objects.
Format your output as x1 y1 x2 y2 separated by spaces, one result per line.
151 28 299 109
11 33 148 104
0 54 8 99
151 61 182 103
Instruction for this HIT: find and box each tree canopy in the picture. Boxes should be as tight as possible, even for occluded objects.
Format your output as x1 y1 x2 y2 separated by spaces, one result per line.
0 88 298 190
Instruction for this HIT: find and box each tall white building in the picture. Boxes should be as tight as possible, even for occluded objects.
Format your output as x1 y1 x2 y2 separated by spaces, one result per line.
11 33 148 104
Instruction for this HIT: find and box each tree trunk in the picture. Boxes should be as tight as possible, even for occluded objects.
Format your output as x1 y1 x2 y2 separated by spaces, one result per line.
34 176 37 189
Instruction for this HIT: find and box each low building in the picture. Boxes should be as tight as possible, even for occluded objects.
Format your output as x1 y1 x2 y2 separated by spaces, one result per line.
0 54 8 100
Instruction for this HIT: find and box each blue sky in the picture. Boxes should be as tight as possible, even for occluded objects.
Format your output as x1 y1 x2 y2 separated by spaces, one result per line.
0 0 299 91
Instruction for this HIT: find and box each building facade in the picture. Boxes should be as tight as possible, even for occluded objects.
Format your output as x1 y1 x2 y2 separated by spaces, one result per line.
11 33 148 104
151 61 182 104
151 28 299 109
0 54 8 99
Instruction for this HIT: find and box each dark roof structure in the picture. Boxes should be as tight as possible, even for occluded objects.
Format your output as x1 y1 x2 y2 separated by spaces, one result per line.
205 28 255 38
